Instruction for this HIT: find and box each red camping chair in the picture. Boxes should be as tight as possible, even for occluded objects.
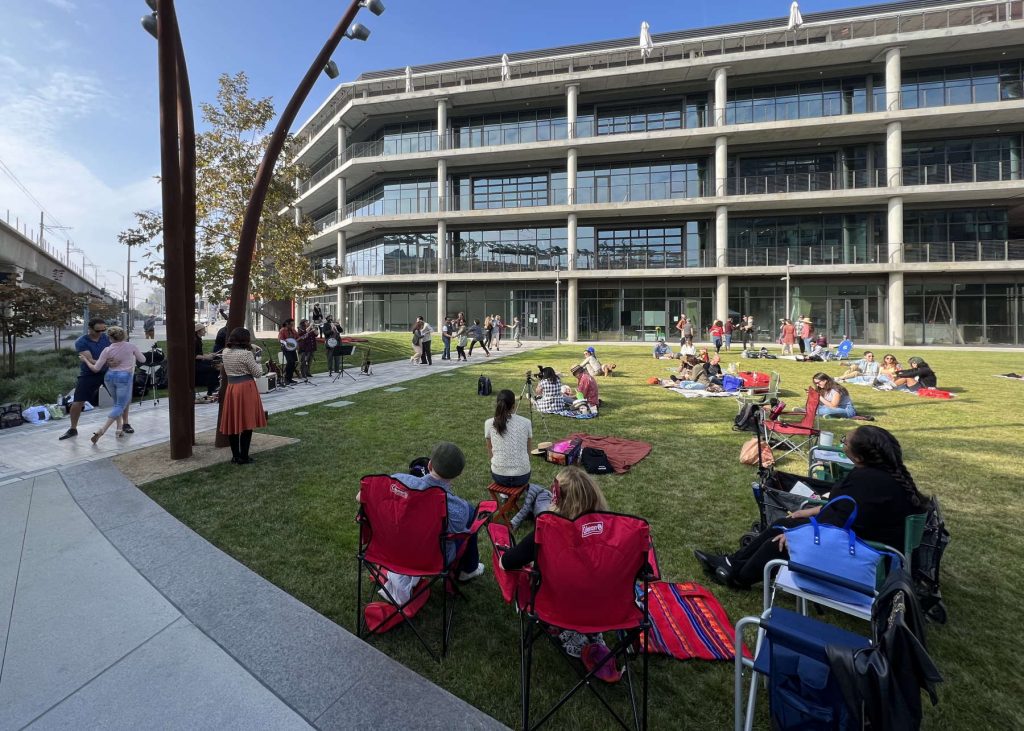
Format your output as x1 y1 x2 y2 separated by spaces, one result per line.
761 388 821 462
355 474 495 661
517 512 656 730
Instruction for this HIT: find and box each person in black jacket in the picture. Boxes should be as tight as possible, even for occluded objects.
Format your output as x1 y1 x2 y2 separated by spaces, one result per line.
892 357 937 392
695 425 927 588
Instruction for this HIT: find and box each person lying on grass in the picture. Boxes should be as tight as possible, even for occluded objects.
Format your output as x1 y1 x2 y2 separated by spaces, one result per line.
500 466 623 682
694 425 926 588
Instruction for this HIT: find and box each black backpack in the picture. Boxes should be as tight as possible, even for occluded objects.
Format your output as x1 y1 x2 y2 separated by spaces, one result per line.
912 496 951 624
733 403 760 433
477 375 492 396
580 446 612 474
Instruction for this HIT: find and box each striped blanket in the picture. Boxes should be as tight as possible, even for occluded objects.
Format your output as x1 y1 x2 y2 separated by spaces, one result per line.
638 581 749 661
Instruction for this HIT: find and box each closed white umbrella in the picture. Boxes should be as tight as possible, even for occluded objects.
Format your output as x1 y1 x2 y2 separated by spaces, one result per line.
787 1 804 30
501 53 511 82
405 65 413 93
639 21 654 59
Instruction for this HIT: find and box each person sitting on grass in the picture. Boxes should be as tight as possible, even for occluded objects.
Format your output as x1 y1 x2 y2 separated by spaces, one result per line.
890 357 937 393
694 425 925 588
500 466 622 681
875 353 901 386
795 338 829 362
652 338 673 359
837 351 881 385
534 367 565 414
668 356 710 390
811 372 860 418
570 363 599 413
581 346 616 376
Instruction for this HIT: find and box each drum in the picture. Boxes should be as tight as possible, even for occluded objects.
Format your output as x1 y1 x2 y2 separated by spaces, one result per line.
326 337 339 349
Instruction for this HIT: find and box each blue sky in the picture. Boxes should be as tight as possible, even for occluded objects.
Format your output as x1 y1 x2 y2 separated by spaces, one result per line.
0 0 860 296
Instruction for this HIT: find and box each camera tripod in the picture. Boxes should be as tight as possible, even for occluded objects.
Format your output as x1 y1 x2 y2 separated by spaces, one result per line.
515 371 547 431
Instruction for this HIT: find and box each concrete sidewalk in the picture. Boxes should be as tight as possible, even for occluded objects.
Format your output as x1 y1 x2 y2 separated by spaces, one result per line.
0 348 531 729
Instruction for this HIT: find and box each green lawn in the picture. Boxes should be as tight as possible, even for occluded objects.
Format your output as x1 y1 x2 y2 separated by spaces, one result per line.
142 344 1024 729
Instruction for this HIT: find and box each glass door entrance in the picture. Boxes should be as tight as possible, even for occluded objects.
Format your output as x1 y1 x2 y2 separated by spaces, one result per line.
520 298 554 340
667 298 703 340
828 297 865 342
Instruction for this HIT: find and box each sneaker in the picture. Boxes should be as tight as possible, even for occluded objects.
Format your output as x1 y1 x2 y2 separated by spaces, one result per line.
558 630 587 658
458 562 485 582
122 424 135 434
582 643 622 683
59 428 78 440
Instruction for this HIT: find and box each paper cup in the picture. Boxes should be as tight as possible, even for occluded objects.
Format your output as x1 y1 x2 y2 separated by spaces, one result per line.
819 431 834 447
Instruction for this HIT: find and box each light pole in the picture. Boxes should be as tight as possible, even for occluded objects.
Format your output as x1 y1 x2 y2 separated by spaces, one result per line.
106 269 126 328
781 252 792 322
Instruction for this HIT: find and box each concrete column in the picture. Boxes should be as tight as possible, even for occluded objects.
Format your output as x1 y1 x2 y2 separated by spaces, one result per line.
566 84 579 137
886 121 902 187
437 280 447 332
887 196 903 264
436 99 448 147
715 205 728 268
714 135 728 195
336 285 345 329
884 47 902 112
567 278 579 342
567 213 578 271
888 272 904 347
713 67 728 126
437 159 447 211
437 219 447 274
336 124 347 158
336 176 346 212
293 205 302 226
336 231 347 269
567 147 578 205
716 274 730 324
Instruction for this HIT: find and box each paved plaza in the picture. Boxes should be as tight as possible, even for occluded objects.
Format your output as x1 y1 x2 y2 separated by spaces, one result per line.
0 348 534 730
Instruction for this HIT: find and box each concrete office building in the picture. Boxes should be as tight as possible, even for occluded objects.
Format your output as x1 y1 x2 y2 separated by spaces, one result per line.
291 0 1024 346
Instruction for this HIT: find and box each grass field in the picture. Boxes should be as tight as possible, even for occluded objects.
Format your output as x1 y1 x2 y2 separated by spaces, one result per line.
141 343 1024 729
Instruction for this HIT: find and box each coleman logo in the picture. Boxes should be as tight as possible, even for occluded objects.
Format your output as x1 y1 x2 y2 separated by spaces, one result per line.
390 484 408 499
581 522 604 538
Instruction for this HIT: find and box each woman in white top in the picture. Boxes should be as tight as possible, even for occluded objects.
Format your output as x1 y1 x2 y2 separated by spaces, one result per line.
80 325 144 443
484 389 533 487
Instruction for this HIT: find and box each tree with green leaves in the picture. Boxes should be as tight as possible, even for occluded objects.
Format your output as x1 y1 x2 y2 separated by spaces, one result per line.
36 284 88 352
121 71 331 320
0 280 48 377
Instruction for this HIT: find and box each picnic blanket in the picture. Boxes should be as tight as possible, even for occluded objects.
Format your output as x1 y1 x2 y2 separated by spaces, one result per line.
638 581 750 661
566 433 651 473
669 388 734 398
545 409 599 419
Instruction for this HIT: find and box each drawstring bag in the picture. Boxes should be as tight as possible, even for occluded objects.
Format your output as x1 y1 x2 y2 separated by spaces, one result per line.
784 495 894 605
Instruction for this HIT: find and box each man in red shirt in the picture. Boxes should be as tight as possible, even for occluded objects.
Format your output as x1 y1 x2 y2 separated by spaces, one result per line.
570 364 599 412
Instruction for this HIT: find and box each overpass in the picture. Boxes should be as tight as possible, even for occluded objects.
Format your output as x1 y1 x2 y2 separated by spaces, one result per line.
0 216 108 298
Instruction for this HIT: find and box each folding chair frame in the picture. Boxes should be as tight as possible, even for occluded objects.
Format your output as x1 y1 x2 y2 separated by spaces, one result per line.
761 389 820 463
355 479 494 662
519 573 651 731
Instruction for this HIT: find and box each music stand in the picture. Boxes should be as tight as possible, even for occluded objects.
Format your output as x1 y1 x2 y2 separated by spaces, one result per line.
331 344 357 383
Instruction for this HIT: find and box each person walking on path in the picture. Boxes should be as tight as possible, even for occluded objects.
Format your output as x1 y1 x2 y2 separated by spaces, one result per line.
493 315 503 351
419 317 434 365
469 319 490 357
440 316 453 360
219 327 267 465
78 326 145 443
709 320 724 354
143 314 156 339
483 315 494 350
410 320 424 365
512 315 523 346
455 319 469 361
59 317 112 441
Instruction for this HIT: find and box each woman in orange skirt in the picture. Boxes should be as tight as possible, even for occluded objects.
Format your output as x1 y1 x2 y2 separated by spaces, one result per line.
219 327 267 464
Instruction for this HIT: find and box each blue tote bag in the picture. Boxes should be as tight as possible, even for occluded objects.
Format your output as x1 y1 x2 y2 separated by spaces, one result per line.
784 495 894 606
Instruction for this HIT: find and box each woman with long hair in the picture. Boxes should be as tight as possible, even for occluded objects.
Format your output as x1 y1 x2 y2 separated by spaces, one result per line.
780 318 797 355
813 372 856 418
485 389 533 488
500 466 617 674
219 327 267 464
80 325 145 443
410 318 423 365
695 425 926 588
877 353 901 384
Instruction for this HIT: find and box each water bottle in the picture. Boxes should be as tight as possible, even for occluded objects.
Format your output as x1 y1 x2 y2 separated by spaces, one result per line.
728 362 737 375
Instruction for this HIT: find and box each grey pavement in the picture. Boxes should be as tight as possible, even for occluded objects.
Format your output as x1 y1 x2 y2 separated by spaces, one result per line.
0 345 532 730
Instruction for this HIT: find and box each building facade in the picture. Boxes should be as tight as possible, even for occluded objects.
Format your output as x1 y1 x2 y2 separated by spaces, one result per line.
292 0 1024 346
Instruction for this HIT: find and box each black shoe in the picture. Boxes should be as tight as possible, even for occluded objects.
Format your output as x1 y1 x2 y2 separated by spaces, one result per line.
694 549 717 575
122 424 135 434
59 428 78 440
694 550 739 587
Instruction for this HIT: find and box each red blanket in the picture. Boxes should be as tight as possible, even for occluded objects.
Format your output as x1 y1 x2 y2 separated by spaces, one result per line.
567 433 652 473
638 581 750 661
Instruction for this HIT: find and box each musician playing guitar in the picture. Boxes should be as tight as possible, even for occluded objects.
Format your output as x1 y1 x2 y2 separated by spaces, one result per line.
297 319 318 379
278 317 299 385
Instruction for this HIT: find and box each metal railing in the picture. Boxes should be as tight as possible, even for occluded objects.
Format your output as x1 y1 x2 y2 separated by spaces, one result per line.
295 0 1023 148
588 249 710 270
725 169 883 196
313 209 341 233
902 239 1024 262
726 245 885 267
444 258 566 275
342 193 442 220
900 160 1021 186
571 181 706 205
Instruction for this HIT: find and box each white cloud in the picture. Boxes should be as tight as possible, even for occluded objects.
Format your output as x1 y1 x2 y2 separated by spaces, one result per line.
41 0 77 11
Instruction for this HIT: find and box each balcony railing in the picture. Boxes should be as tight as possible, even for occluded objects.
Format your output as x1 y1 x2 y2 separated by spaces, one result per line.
725 170 883 196
342 193 442 220
313 209 341 233
900 160 1021 186
902 240 1024 263
587 249 710 270
726 245 885 267
296 0 1023 148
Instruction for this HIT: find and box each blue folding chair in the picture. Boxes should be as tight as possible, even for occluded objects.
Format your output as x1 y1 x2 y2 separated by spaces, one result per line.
832 338 854 361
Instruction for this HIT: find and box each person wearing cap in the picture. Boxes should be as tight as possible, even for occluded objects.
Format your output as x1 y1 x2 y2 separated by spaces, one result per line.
652 338 673 359
570 363 599 411
389 442 485 581
581 346 616 377
194 323 220 400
